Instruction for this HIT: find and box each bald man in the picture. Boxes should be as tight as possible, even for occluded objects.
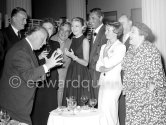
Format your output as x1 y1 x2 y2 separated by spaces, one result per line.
0 26 63 125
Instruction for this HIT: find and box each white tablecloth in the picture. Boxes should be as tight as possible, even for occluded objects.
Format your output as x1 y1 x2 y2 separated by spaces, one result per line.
47 108 108 125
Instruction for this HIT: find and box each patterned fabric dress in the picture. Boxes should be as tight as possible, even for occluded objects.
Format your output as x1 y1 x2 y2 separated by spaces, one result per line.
62 35 95 106
122 41 166 125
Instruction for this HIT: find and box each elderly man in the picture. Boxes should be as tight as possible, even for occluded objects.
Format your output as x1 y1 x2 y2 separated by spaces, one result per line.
0 7 27 77
0 26 63 125
51 22 72 106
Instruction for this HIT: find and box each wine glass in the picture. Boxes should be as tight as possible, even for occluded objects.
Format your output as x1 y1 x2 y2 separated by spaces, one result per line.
69 96 76 101
80 95 88 108
0 109 3 120
1 110 10 124
89 98 97 111
67 96 76 110
69 100 77 115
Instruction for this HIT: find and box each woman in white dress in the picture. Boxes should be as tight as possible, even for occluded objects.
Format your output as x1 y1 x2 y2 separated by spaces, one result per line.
96 22 126 125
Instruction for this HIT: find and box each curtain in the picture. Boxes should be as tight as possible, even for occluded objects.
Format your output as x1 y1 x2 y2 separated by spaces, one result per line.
142 0 166 71
66 0 86 21
6 0 32 17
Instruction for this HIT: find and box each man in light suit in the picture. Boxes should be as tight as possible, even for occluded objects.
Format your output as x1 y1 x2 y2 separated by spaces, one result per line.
88 8 107 103
0 7 27 77
0 26 63 125
51 22 72 107
118 14 132 125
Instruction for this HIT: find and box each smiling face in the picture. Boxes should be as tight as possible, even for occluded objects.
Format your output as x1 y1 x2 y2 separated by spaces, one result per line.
71 20 83 36
129 26 144 48
105 25 117 40
12 11 27 30
58 24 71 41
89 12 102 29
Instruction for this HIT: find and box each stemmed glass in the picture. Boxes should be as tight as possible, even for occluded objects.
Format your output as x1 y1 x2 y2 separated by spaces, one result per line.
67 96 76 110
69 100 77 115
0 109 10 124
89 98 97 111
80 95 88 108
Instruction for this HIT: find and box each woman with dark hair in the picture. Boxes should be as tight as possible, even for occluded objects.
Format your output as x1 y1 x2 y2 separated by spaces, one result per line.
96 22 126 125
31 18 61 125
122 22 166 125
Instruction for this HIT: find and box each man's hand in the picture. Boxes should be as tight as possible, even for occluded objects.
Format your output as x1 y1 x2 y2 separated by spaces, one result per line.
45 50 63 70
38 50 49 60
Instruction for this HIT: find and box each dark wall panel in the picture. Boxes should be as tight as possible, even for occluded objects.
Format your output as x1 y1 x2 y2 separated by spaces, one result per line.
32 0 66 20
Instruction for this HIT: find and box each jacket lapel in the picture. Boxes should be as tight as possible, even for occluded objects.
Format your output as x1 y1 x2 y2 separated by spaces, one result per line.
90 25 105 62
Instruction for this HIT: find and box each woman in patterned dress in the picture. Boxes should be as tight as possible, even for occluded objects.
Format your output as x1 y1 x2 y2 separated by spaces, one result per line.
122 22 166 125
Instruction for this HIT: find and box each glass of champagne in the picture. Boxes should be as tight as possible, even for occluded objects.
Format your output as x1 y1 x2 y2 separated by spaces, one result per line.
70 100 77 115
80 95 88 108
1 110 10 124
89 98 97 111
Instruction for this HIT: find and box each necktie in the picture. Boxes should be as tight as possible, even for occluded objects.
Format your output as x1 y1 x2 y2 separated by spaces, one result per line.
17 31 21 39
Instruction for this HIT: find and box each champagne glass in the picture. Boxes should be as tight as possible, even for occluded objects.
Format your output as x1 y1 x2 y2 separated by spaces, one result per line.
70 100 77 115
1 110 10 124
0 109 3 120
69 96 76 101
89 98 97 111
80 95 88 108
67 96 76 110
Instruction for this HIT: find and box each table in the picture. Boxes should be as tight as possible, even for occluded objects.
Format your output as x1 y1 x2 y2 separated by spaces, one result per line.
47 107 108 125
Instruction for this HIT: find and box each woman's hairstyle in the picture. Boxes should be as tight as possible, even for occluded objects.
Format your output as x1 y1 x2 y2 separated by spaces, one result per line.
106 21 123 38
133 22 155 42
71 17 85 26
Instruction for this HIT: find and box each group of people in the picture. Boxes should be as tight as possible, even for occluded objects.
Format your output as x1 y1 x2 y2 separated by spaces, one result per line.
0 6 166 125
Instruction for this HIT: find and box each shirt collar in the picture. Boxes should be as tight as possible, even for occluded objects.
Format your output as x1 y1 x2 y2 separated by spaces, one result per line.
11 25 19 35
25 38 33 50
94 23 103 34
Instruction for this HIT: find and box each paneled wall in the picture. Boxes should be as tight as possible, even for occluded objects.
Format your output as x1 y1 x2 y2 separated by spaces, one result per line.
87 0 141 18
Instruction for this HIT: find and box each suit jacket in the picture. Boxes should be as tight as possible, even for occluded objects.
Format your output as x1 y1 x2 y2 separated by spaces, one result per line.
124 37 130 51
89 25 107 84
0 25 24 77
0 39 45 125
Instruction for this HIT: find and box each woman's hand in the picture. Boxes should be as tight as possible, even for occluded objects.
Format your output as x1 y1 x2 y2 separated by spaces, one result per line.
38 50 49 60
99 66 112 72
65 48 76 59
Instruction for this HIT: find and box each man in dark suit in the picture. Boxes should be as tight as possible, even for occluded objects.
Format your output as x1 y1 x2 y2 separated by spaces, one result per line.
0 7 27 77
118 14 132 125
0 26 63 125
88 8 107 102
